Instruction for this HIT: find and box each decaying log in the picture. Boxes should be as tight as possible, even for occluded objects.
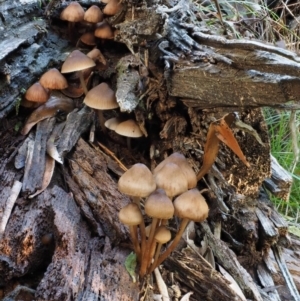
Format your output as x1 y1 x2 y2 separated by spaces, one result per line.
263 155 293 201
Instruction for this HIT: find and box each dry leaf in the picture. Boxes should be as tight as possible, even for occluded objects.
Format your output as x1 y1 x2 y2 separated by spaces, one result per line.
180 292 193 301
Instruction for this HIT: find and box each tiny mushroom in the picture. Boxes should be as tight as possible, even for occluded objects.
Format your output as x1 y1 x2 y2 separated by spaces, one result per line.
84 5 104 24
39 68 68 91
154 162 188 199
79 32 97 47
22 82 50 108
103 0 123 15
119 203 145 260
104 117 122 131
148 188 209 273
115 119 144 149
60 2 85 40
140 188 174 277
94 21 114 39
154 152 197 189
83 82 119 132
61 50 95 95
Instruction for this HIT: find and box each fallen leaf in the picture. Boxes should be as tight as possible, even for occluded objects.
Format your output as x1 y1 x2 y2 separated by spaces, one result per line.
125 252 137 283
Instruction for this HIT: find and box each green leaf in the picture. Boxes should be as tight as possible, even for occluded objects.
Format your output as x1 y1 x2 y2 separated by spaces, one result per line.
125 252 137 283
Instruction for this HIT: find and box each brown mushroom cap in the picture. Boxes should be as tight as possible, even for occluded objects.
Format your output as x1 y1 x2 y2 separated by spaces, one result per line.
39 68 68 90
80 32 96 46
154 162 188 198
60 2 85 22
154 152 197 189
25 82 50 103
84 5 104 23
174 188 209 222
103 0 123 15
61 50 96 73
118 163 156 198
119 203 143 226
144 189 174 220
94 21 114 39
104 117 122 131
115 119 144 138
154 226 172 244
83 83 119 110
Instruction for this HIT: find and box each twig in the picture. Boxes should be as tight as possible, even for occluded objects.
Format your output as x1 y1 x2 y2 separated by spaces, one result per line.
0 180 22 237
154 267 170 301
288 110 299 175
97 142 128 172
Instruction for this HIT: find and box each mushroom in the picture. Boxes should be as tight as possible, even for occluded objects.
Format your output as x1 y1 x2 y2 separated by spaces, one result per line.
39 68 68 91
154 152 197 189
60 2 84 41
148 188 209 274
84 5 103 25
103 0 123 15
150 226 171 271
140 188 174 277
115 119 144 149
22 82 50 108
94 21 114 40
83 82 119 132
118 163 156 205
104 117 122 131
78 32 97 47
119 203 145 260
154 162 188 199
61 50 95 95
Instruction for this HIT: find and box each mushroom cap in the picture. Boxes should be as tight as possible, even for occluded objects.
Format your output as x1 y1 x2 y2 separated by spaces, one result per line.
83 83 119 110
115 119 144 138
61 50 96 73
60 2 84 22
154 153 197 189
94 21 114 39
25 82 50 103
84 5 104 23
119 203 143 226
174 188 209 222
118 163 156 198
39 68 68 90
103 0 123 15
80 32 96 46
154 162 188 198
154 226 172 244
144 189 174 220
104 117 122 131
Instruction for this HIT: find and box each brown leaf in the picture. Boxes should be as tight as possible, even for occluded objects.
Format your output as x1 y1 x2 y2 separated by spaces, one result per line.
214 118 250 168
196 123 220 181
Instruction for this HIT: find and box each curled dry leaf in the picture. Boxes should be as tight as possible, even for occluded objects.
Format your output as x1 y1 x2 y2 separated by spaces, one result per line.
28 155 55 199
21 93 74 135
197 114 250 181
180 292 193 301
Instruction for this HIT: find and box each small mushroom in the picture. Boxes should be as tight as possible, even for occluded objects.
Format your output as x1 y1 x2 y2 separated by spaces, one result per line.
94 21 114 39
154 152 197 189
22 82 50 108
61 50 95 95
78 32 97 47
60 2 85 41
115 119 144 149
39 68 68 91
104 117 122 131
103 0 123 15
140 188 174 277
83 82 119 132
154 162 188 199
149 188 209 274
119 203 146 260
84 5 104 24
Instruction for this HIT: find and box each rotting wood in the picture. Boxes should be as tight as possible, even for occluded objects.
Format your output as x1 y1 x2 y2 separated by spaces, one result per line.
263 155 293 202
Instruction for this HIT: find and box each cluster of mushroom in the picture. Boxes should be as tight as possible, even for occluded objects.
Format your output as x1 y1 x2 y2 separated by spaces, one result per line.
60 1 122 44
118 152 209 277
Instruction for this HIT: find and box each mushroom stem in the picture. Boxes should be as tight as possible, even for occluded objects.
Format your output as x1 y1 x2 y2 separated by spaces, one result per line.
129 225 141 259
139 217 159 277
68 22 75 42
97 110 106 133
126 137 131 150
131 196 140 206
148 218 190 274
150 243 163 270
79 71 88 96
139 219 147 260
